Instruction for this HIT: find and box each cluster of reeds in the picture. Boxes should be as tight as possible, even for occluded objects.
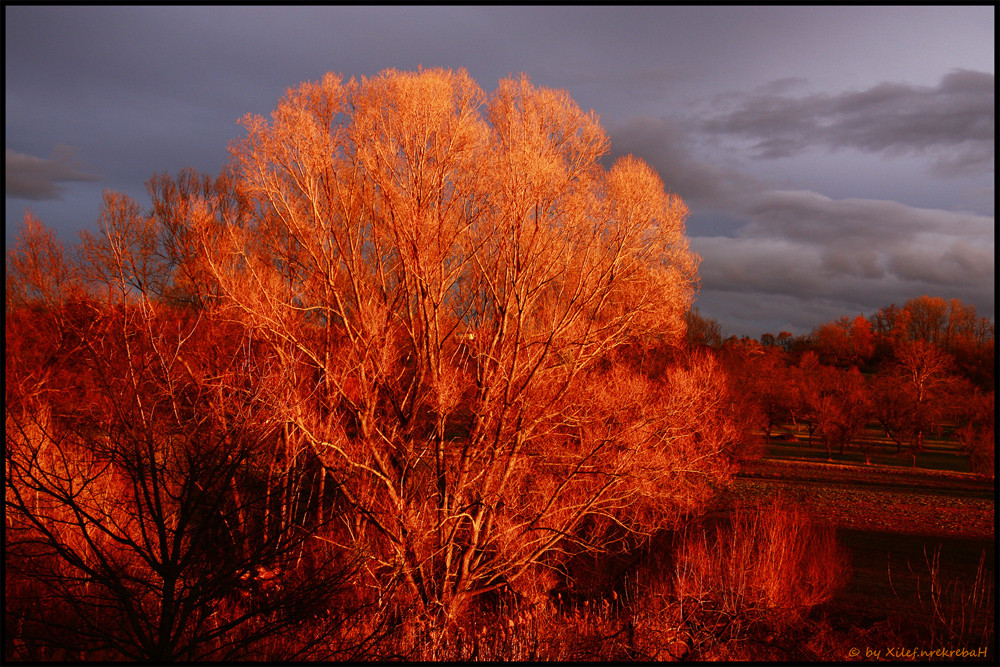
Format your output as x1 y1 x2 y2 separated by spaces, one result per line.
913 545 994 650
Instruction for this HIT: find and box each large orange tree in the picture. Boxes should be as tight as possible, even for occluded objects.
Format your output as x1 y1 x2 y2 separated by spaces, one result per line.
173 67 738 629
8 69 740 645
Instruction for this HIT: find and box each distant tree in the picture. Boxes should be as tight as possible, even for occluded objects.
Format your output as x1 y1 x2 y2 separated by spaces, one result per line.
722 335 764 356
869 296 993 388
871 296 989 351
941 298 995 389
872 340 957 466
868 372 917 455
807 365 870 461
895 340 956 454
787 351 822 442
869 303 906 364
775 331 795 352
902 295 949 345
811 315 874 369
869 303 902 341
728 346 794 445
684 307 723 349
789 352 867 460
954 387 996 478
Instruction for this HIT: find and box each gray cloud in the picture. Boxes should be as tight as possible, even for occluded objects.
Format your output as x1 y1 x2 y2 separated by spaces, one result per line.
744 190 990 244
607 112 994 334
692 191 994 332
5 146 100 201
702 70 994 177
606 116 764 213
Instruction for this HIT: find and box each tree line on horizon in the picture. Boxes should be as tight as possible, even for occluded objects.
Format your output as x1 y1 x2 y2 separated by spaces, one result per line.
686 295 994 470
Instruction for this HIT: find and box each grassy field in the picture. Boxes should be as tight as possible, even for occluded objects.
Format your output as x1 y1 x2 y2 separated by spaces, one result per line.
727 427 995 661
763 423 984 472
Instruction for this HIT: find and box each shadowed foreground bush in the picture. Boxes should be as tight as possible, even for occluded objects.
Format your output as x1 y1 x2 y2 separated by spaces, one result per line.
626 499 852 660
374 499 853 661
676 500 851 622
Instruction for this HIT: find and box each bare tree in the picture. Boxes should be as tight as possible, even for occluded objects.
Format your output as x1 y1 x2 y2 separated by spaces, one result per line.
954 387 995 478
5 215 380 662
6 212 79 311
796 360 870 461
869 371 916 455
891 339 956 465
172 67 724 638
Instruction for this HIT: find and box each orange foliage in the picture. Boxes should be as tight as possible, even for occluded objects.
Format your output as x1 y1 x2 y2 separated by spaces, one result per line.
174 67 710 626
16 68 992 660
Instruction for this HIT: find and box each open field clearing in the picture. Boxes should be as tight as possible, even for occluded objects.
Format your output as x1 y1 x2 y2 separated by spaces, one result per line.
739 423 993 533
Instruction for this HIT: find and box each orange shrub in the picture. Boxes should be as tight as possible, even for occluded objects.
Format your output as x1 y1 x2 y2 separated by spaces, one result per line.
673 499 851 629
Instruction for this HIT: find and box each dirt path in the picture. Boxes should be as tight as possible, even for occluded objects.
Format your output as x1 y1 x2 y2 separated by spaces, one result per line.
731 458 994 539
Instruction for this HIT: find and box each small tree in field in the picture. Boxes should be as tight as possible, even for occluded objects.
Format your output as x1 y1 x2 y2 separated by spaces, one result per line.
888 340 956 465
727 346 794 445
869 371 917 455
797 361 869 461
953 386 995 478
167 67 728 638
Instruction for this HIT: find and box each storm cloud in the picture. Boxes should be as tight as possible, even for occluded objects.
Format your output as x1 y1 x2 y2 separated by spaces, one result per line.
6 146 99 201
609 114 994 333
607 116 765 214
702 70 994 177
4 6 993 336
693 191 994 333
604 66 993 335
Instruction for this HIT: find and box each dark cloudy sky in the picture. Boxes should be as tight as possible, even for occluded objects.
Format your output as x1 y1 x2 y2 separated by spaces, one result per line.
5 6 994 337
